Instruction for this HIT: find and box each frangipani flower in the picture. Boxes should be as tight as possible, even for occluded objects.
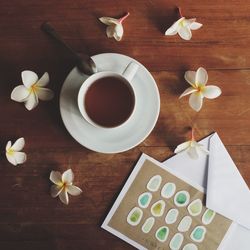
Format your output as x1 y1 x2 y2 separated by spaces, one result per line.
6 137 27 166
50 169 82 205
11 70 54 111
99 12 130 41
179 67 222 112
174 129 209 159
165 8 202 40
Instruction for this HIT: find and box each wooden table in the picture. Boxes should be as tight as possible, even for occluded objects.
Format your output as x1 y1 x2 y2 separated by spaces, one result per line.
1 1 250 249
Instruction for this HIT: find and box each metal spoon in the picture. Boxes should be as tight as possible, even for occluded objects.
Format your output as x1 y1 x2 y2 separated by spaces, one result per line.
41 22 97 75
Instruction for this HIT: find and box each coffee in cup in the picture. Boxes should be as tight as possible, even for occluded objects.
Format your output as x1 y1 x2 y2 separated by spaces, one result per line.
84 76 135 128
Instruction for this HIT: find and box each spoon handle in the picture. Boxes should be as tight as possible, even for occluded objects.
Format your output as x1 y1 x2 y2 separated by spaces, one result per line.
41 22 97 75
41 22 81 59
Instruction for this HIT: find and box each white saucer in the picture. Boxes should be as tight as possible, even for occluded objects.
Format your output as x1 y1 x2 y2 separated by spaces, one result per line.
59 53 160 153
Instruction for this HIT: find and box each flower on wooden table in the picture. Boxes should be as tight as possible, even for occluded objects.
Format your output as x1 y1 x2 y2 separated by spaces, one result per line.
179 67 222 112
99 12 130 41
50 169 82 205
174 129 209 159
165 7 202 40
11 70 54 111
6 137 27 166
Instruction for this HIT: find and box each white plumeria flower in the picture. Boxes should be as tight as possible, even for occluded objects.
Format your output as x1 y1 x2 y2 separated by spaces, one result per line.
179 67 222 112
11 70 54 111
174 130 209 159
50 169 82 205
165 16 202 40
99 12 130 41
5 137 27 166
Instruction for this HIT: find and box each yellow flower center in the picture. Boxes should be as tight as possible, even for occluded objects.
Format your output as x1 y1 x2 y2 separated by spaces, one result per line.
58 182 68 190
29 84 38 94
195 84 205 93
179 19 188 28
7 148 14 155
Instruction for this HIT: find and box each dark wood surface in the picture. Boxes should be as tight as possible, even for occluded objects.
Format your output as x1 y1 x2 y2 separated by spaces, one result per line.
0 1 250 249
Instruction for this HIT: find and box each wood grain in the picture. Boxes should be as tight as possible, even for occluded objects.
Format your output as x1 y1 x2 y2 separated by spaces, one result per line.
0 0 249 249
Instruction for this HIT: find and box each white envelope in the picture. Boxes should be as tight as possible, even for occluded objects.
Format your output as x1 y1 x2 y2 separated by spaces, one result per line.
163 132 250 250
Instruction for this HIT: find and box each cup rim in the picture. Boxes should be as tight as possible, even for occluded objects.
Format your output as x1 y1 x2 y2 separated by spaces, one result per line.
77 72 136 129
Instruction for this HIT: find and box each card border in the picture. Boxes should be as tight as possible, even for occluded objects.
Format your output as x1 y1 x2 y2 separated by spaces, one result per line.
101 153 207 249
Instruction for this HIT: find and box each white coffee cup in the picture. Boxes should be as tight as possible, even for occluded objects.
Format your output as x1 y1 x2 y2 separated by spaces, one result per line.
77 62 139 129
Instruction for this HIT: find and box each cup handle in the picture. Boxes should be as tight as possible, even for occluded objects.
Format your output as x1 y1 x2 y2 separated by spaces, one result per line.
122 62 139 82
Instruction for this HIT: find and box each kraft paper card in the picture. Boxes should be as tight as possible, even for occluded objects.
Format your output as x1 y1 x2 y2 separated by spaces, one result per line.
102 154 233 250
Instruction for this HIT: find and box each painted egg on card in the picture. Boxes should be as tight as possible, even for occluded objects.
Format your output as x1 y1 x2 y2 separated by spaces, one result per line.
155 226 169 242
151 200 166 217
183 243 198 250
202 209 216 225
190 226 206 242
138 192 152 208
169 233 184 250
161 182 176 198
141 217 155 233
178 216 192 232
165 208 179 224
174 191 190 207
127 207 143 226
147 175 162 192
187 199 203 216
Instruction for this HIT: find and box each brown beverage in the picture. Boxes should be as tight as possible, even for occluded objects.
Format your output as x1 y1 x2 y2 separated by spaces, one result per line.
84 76 135 128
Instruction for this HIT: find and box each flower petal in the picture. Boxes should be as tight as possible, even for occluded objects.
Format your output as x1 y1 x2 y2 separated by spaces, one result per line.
59 189 69 205
36 88 54 101
36 72 49 87
11 137 25 151
165 26 178 36
178 26 192 40
113 34 122 41
190 22 203 30
67 185 82 196
11 85 30 102
165 20 179 36
174 141 191 154
203 86 222 99
21 70 38 88
24 92 39 111
115 24 123 36
106 25 115 38
62 169 74 184
113 24 124 41
99 17 119 25
184 71 196 87
6 152 17 166
179 87 197 99
189 92 203 112
197 144 210 154
187 146 199 159
50 171 62 185
6 141 12 151
50 185 63 198
113 32 122 41
14 152 27 165
183 18 196 26
195 67 208 85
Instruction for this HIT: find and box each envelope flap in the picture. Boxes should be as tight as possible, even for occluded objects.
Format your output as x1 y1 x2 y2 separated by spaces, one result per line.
206 133 250 229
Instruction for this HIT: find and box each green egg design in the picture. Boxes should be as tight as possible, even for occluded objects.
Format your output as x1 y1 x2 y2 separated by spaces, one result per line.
138 192 152 208
190 226 206 243
127 207 143 226
155 226 169 242
174 191 190 207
